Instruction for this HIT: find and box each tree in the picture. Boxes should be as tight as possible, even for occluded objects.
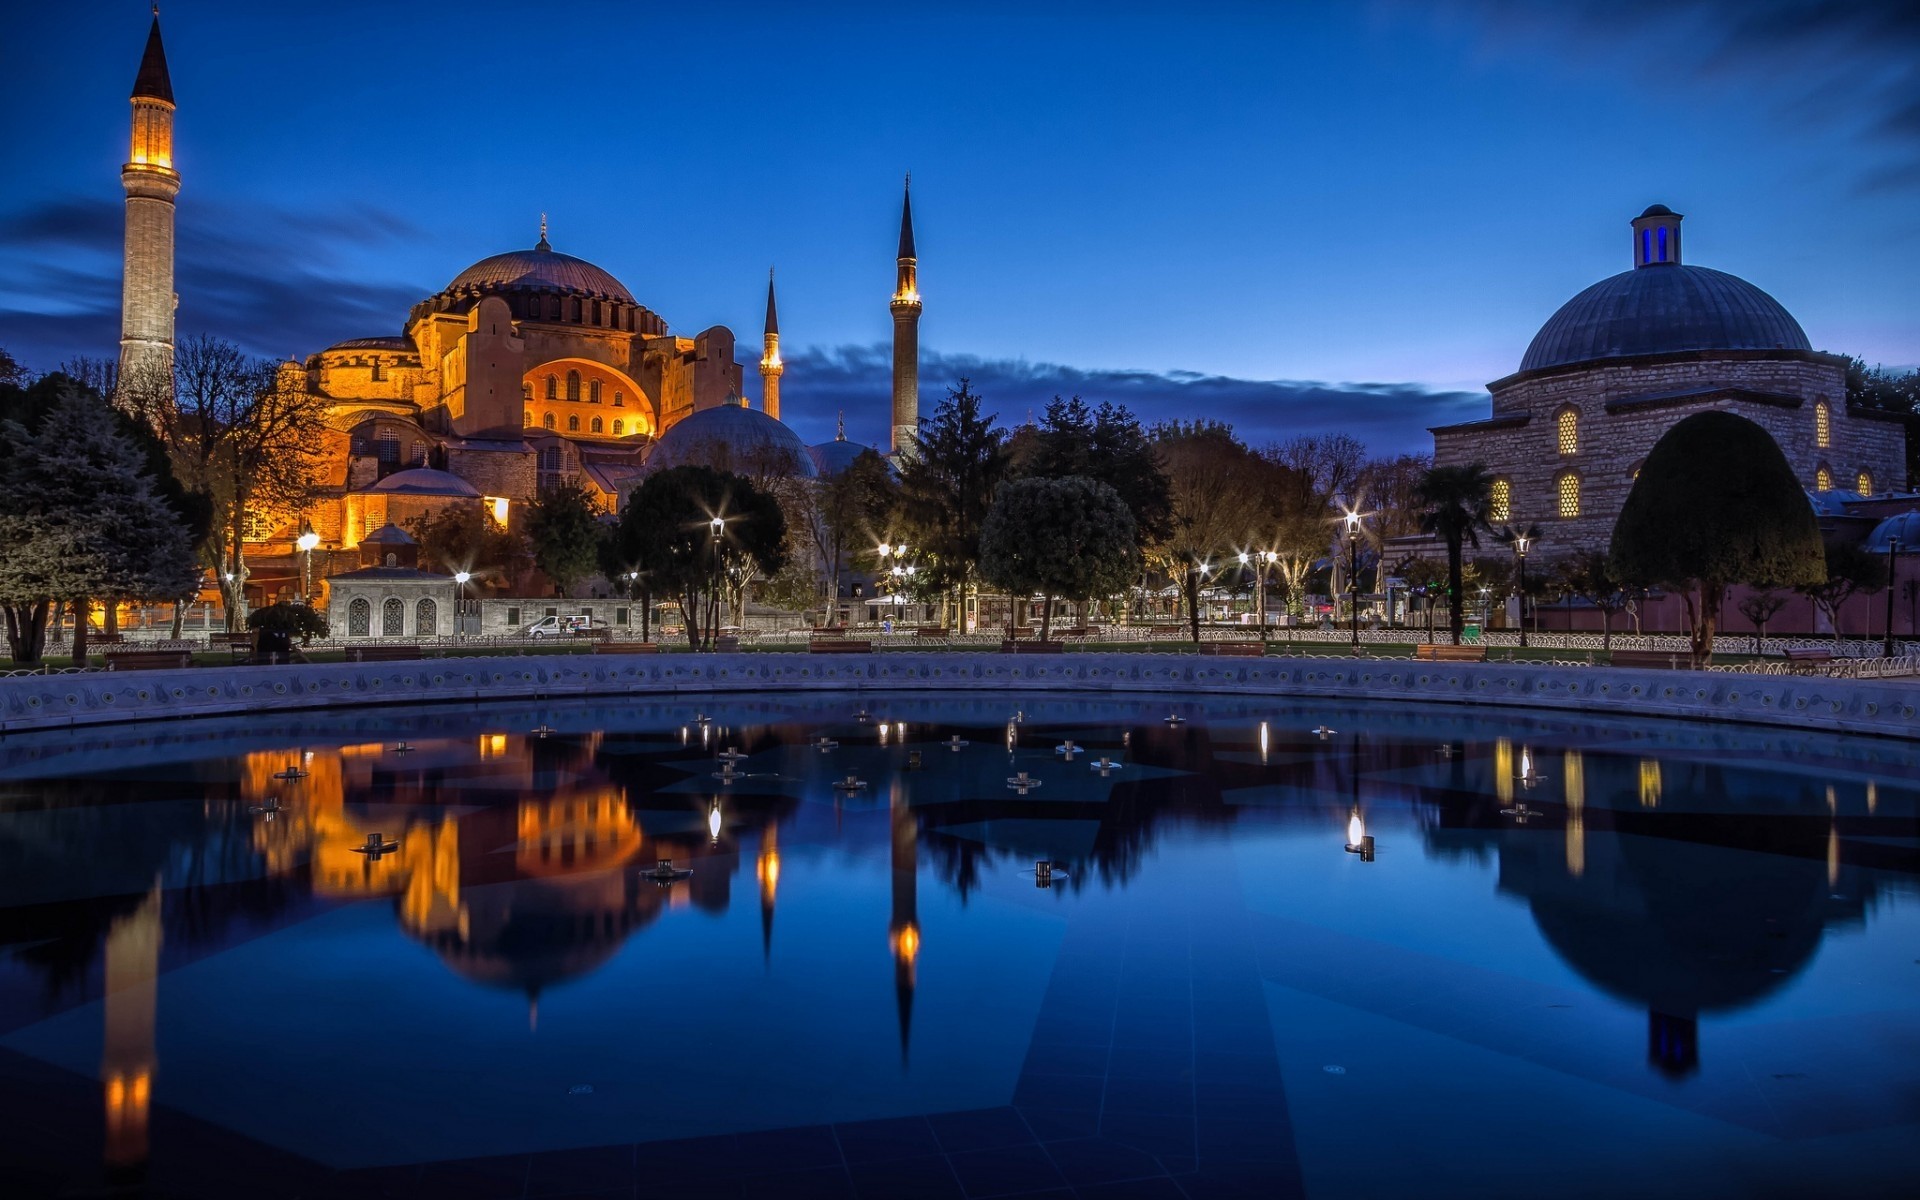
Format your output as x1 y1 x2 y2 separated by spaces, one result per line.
979 477 1138 641
525 483 604 597
1845 357 1920 492
1558 548 1628 650
1356 453 1433 540
818 448 898 620
1736 589 1789 654
1413 464 1495 645
1796 540 1888 639
246 601 330 644
407 505 529 583
895 380 1010 625
0 380 199 664
0 347 28 388
1269 434 1367 513
127 336 330 629
1398 556 1449 638
1022 396 1175 545
1151 421 1274 641
611 466 785 650
1611 412 1826 666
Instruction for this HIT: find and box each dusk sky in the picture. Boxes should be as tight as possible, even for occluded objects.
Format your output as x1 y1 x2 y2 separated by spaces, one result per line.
2 0 1915 454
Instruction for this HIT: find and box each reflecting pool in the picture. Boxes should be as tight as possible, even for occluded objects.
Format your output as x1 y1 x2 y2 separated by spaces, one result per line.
1 693 1917 1199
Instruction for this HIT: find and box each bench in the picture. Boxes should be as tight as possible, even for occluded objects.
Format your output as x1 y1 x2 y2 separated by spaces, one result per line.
1609 649 1687 669
809 639 873 654
104 649 193 671
593 641 661 654
346 644 424 662
1784 646 1835 674
1414 644 1487 662
1001 640 1067 654
1199 642 1266 657
913 626 950 639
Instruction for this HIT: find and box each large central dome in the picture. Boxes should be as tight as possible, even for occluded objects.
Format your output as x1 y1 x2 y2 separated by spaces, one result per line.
441 238 634 304
1519 264 1810 375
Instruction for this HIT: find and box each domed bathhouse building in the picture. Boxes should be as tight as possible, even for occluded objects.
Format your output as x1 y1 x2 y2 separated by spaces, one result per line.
1430 205 1909 556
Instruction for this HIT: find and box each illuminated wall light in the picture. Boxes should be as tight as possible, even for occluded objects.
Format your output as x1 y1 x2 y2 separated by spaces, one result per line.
1638 760 1662 808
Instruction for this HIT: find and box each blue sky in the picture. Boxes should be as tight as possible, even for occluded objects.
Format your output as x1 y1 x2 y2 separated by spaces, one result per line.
1 0 1915 454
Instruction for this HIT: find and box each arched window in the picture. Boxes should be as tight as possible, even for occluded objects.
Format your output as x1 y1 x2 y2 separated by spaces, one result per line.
1815 465 1833 492
415 598 437 636
569 298 583 322
540 447 563 472
347 597 370 637
381 597 405 637
613 391 624 407
370 360 384 382
1857 470 1873 496
612 420 624 436
1557 472 1581 518
591 300 602 325
1489 478 1511 523
543 413 556 430
568 415 580 431
566 370 581 402
1815 401 1831 448
1556 408 1579 455
590 417 603 433
589 380 602 404
523 411 533 426
522 382 533 400
545 375 557 400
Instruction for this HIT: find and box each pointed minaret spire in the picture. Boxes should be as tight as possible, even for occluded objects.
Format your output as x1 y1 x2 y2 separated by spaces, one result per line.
889 175 921 456
537 213 550 251
119 6 180 389
836 410 846 442
760 268 783 421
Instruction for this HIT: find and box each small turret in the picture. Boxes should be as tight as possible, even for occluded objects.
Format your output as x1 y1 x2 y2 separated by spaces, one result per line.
1632 204 1682 268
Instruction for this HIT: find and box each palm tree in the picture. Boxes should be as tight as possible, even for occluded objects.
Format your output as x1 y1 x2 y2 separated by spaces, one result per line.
1413 464 1495 645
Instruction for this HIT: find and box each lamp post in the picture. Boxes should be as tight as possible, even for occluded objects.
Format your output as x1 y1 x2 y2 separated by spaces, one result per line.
296 529 320 605
708 516 725 650
1885 537 1902 659
452 571 470 640
1512 531 1533 648
1345 512 1363 653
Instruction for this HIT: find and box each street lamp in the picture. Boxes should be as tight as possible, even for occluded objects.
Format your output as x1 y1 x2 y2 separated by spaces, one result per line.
296 528 320 605
1885 536 1902 659
708 516 725 650
453 571 470 640
1344 511 1364 653
1512 531 1533 648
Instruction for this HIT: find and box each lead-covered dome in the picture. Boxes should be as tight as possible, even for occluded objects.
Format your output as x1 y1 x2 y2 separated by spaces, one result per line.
647 401 818 478
1517 206 1811 376
368 467 481 497
441 238 634 304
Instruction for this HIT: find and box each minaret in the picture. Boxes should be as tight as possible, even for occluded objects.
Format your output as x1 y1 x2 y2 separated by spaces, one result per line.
889 177 921 456
760 269 782 421
119 9 179 391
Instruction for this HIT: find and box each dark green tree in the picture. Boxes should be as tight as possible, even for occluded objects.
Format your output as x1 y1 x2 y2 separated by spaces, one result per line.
1558 547 1628 650
896 380 1010 622
1022 396 1174 545
407 505 528 583
1150 421 1274 641
1796 539 1888 639
1611 412 1826 666
525 482 605 597
612 466 785 650
1845 358 1920 492
1736 588 1789 654
1413 463 1495 645
818 448 899 615
979 476 1139 641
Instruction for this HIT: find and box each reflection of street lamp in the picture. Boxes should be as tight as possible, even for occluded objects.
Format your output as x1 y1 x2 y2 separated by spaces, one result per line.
1512 530 1533 648
1344 511 1364 652
296 529 320 604
1343 808 1375 862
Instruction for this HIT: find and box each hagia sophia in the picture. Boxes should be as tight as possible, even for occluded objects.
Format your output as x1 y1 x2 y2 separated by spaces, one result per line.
115 12 910 583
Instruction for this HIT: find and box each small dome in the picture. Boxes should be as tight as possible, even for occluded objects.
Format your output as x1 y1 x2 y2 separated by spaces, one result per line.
808 438 878 478
360 522 418 545
325 336 415 353
441 242 634 304
1865 510 1920 553
369 467 481 498
1519 265 1811 375
1638 203 1677 218
648 403 818 478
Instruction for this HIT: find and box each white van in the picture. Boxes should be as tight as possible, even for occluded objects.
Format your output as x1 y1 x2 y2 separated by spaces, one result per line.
524 614 592 638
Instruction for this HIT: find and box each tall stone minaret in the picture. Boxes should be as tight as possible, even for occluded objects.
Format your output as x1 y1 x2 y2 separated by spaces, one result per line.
889 177 921 456
119 9 178 390
760 269 782 421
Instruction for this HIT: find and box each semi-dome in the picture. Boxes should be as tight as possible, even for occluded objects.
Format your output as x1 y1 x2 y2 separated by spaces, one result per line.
1519 265 1810 375
648 401 818 478
368 467 481 497
1865 509 1920 552
441 238 634 304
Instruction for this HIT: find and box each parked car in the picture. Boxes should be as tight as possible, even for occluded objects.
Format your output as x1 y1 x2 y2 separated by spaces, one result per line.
524 615 593 638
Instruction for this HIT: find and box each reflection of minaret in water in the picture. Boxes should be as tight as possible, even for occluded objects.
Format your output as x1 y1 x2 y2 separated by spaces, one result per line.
757 821 780 964
887 781 920 1064
102 880 163 1185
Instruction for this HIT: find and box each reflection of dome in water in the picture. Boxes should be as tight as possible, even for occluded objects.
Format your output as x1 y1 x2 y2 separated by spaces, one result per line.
419 873 662 996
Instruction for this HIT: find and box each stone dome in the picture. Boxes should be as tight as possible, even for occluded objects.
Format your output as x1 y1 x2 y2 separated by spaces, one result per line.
808 437 878 478
1519 265 1811 375
1865 509 1920 553
648 402 818 478
440 239 634 304
368 467 481 497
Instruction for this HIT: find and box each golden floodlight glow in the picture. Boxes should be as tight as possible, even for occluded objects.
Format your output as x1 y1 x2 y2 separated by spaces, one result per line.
488 496 510 525
893 924 921 963
1638 760 1662 808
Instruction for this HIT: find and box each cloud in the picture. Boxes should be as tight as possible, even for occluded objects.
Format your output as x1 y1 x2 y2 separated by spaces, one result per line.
1415 0 1920 196
775 344 1480 457
0 195 427 370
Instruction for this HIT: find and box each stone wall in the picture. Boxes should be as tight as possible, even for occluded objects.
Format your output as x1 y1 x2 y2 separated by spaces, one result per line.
5 653 1916 740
